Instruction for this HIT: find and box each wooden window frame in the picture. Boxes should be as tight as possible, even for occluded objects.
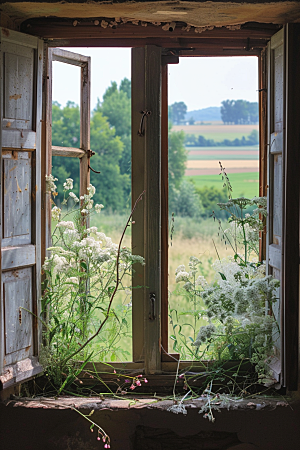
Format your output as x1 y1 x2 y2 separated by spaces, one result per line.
35 23 299 390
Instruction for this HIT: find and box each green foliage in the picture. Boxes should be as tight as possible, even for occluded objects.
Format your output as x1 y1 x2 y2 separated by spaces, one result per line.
221 99 258 124
195 185 229 219
170 180 204 218
90 111 130 210
168 128 187 190
95 79 131 179
169 101 188 125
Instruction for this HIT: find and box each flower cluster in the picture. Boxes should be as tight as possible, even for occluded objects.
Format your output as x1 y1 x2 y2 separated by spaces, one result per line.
173 194 280 385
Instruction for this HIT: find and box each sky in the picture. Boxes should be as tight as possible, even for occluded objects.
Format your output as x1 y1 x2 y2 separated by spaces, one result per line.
52 48 258 112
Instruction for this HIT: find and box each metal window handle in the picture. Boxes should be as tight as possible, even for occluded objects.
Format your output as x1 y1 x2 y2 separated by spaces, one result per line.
138 110 151 137
149 292 156 321
87 149 101 174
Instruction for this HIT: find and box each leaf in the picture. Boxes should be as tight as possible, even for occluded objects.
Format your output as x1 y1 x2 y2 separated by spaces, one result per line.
218 272 227 280
80 261 87 270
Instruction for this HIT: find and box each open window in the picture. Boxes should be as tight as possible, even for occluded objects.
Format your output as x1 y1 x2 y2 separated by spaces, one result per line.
1 24 299 393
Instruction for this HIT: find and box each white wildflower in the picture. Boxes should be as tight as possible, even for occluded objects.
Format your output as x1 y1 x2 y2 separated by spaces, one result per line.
51 206 61 221
81 209 89 214
86 199 93 210
63 178 73 190
56 221 75 230
45 174 58 193
69 192 79 203
175 271 190 283
193 325 216 347
175 265 186 275
95 203 104 213
87 184 96 197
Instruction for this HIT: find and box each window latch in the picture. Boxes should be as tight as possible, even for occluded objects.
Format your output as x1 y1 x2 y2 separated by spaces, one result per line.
149 292 156 321
138 110 151 137
87 149 101 174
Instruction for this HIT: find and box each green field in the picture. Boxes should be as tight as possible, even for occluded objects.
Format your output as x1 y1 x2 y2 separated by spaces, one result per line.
185 172 259 198
187 146 258 152
173 123 259 142
187 153 258 161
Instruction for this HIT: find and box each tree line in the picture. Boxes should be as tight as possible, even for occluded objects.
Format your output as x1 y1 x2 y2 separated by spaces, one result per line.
220 100 258 124
168 100 259 125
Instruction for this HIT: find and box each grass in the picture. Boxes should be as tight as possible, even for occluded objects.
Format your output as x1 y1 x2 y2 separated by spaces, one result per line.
185 172 259 198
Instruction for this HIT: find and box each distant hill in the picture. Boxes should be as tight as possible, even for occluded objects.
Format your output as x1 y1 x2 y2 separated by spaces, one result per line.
185 106 221 122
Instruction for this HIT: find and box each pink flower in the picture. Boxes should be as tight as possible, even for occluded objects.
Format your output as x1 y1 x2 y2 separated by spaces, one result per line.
130 384 136 390
144 378 148 383
113 369 116 374
104 445 110 449
136 380 141 386
137 374 142 378
97 437 101 441
125 379 130 383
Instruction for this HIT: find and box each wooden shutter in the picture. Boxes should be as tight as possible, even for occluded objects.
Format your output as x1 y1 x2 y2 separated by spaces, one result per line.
267 25 300 390
0 28 43 389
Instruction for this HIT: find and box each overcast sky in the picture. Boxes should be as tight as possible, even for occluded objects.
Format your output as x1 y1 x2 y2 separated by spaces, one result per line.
52 48 258 112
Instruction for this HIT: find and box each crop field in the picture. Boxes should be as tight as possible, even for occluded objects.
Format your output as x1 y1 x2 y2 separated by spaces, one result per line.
185 172 259 198
172 122 259 142
187 146 258 160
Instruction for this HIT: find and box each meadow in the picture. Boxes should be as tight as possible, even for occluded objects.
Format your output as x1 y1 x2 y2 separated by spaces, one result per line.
91 213 247 358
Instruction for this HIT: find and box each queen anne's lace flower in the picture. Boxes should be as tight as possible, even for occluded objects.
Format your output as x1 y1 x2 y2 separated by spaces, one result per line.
51 206 61 221
63 178 73 190
46 174 58 193
95 204 104 213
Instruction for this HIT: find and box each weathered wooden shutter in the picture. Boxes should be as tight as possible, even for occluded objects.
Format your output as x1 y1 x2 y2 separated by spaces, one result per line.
0 28 43 389
267 25 300 390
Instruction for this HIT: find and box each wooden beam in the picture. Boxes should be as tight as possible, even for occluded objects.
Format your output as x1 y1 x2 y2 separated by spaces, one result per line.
161 61 169 356
144 45 162 375
22 19 278 41
52 145 85 158
131 47 146 363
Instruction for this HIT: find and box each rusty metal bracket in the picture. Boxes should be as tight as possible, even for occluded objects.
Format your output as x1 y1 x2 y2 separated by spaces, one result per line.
86 149 101 174
138 110 151 137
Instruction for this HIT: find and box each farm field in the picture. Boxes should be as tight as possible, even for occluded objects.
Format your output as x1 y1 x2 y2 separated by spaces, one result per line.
173 122 259 142
185 172 259 198
187 146 258 160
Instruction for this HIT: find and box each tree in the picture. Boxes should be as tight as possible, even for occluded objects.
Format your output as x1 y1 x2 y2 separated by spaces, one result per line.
169 101 187 125
90 111 130 210
221 99 259 124
94 79 131 181
52 101 81 197
51 101 129 210
168 128 187 190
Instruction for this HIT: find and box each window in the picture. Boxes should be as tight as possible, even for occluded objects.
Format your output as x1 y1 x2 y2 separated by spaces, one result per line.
1 23 299 392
